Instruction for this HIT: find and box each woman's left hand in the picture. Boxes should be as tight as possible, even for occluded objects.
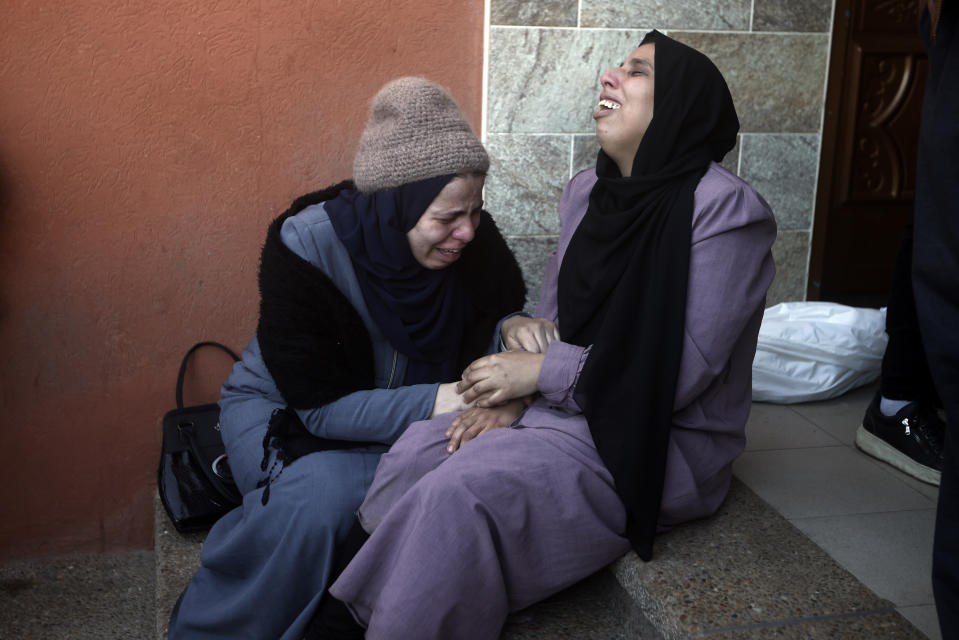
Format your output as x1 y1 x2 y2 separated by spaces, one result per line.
456 351 545 407
445 399 527 453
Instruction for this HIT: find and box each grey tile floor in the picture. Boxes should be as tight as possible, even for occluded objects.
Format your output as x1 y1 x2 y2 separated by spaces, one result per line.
734 382 942 640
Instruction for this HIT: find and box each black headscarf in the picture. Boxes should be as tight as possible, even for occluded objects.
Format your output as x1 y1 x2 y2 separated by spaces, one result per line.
557 30 739 560
325 174 471 384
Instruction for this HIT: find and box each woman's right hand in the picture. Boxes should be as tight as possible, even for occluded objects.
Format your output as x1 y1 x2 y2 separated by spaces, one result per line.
431 382 472 418
456 351 544 407
501 316 560 353
444 398 528 453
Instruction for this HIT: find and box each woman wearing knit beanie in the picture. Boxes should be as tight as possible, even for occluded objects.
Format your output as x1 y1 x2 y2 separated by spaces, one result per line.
329 33 777 639
167 76 525 640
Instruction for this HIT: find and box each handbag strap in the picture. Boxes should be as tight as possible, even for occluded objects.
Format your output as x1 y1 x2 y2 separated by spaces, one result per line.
176 341 241 409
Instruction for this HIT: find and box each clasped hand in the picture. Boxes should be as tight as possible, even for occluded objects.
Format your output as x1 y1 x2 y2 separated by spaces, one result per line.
456 350 544 407
500 316 560 353
441 316 557 452
445 398 530 453
442 352 542 453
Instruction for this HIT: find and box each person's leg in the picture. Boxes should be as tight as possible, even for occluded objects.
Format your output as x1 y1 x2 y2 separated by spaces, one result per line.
330 414 631 640
911 4 959 636
168 448 380 640
880 225 938 407
355 412 460 532
857 225 945 484
305 414 460 639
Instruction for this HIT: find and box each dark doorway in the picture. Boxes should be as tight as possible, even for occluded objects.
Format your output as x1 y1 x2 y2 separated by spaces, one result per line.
808 0 926 307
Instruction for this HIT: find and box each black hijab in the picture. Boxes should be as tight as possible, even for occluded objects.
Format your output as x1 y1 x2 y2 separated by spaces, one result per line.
557 31 739 560
325 173 470 384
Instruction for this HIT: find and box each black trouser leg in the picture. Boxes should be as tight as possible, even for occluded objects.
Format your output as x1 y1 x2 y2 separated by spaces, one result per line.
880 224 939 407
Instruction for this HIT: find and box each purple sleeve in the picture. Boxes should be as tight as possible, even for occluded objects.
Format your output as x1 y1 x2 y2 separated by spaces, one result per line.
673 167 777 410
537 340 591 414
532 166 774 416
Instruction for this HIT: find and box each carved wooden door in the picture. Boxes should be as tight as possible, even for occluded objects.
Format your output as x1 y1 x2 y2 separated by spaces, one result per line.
808 0 927 306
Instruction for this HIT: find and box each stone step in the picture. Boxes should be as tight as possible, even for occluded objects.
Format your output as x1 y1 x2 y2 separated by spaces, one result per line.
152 493 656 639
154 494 205 640
610 478 927 638
153 480 929 639
501 570 661 639
0 472 928 638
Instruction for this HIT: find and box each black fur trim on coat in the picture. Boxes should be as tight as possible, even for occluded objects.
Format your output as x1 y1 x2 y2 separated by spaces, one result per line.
257 181 374 410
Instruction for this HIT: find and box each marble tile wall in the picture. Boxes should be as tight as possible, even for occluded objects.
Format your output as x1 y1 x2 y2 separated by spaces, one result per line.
485 0 835 308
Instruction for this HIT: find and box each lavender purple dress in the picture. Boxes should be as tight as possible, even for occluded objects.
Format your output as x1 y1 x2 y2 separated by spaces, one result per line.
329 163 777 639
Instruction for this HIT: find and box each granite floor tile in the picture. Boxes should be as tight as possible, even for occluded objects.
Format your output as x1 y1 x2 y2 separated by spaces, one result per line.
852 417 943 501
486 134 570 236
735 396 940 639
791 510 936 607
733 446 935 519
890 467 941 503
700 610 926 638
788 382 878 445
745 402 842 451
898 604 943 640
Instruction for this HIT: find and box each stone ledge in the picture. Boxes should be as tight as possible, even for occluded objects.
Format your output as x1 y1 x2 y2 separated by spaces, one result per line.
154 493 205 640
152 495 655 639
611 478 926 638
153 479 927 639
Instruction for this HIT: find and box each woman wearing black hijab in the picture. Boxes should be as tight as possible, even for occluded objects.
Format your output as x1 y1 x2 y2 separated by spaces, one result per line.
328 32 777 640
168 77 525 640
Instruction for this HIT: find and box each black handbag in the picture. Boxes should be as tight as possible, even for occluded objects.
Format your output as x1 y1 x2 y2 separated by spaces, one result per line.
158 341 243 533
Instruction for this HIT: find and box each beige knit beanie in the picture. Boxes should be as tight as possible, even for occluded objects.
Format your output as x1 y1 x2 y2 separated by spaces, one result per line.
353 77 489 193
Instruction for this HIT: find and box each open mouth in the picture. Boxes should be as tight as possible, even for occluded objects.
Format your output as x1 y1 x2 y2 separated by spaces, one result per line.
438 248 461 255
598 99 621 110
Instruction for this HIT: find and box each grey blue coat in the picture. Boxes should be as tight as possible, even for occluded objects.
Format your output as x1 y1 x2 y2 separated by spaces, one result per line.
168 204 443 640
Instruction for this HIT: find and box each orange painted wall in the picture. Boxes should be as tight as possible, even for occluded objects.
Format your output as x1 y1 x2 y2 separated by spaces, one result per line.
0 0 485 560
